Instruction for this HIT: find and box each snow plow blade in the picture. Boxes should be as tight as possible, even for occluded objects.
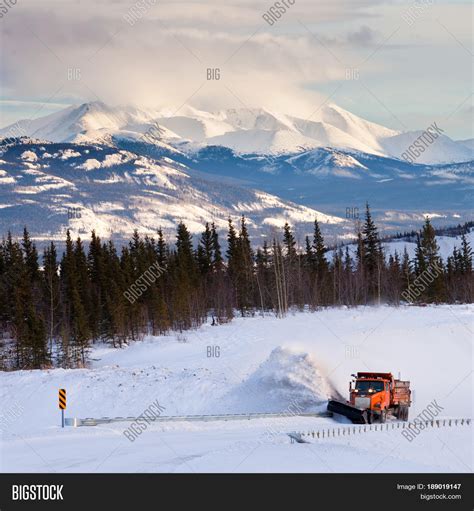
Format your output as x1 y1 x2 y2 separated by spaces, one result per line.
327 400 367 424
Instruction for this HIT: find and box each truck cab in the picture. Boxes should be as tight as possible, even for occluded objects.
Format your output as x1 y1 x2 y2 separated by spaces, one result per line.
350 376 391 421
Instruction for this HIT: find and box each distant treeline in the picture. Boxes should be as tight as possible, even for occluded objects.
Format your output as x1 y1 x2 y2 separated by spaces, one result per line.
0 204 472 370
377 220 474 244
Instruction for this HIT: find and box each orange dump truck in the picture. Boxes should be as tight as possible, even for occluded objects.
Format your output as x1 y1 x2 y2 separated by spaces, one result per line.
327 372 411 424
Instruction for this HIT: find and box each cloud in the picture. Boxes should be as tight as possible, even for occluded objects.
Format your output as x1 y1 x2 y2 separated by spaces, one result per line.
1 4 366 116
0 0 471 138
347 25 377 46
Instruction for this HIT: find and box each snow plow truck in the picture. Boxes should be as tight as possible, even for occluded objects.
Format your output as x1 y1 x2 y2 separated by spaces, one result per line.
327 372 411 424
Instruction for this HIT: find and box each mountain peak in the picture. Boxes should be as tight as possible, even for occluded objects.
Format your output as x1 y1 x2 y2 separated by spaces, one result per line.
1 101 472 164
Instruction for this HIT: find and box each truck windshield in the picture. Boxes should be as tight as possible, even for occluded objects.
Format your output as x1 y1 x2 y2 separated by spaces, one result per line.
355 380 384 394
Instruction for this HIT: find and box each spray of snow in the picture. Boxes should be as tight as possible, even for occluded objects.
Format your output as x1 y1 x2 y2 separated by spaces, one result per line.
220 347 334 413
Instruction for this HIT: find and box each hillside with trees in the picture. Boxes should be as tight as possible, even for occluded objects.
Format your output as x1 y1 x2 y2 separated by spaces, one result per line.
0 205 472 370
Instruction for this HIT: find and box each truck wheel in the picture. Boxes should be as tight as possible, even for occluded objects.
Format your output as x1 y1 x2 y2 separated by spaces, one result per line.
403 407 409 421
398 406 404 420
380 410 386 423
399 406 408 421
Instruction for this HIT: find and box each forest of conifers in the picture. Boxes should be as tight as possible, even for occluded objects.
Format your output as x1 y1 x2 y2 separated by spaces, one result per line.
0 204 472 370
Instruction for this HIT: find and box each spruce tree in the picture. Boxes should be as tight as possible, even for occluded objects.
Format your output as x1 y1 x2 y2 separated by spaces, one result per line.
156 228 168 268
14 230 48 368
362 203 383 302
460 234 472 274
313 219 328 276
60 230 90 366
211 223 223 272
283 223 297 260
43 242 60 357
304 235 314 270
198 223 213 276
416 218 445 302
236 216 255 315
226 218 238 281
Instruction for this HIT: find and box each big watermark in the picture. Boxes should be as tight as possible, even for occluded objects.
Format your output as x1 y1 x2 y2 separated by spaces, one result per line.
400 399 444 442
401 261 443 302
401 122 444 164
123 400 166 442
123 261 166 304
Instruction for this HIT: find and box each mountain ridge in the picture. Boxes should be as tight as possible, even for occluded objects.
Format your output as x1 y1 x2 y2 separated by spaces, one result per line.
2 101 472 165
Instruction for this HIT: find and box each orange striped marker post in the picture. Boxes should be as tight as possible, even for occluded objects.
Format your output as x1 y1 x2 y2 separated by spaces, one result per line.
59 389 66 428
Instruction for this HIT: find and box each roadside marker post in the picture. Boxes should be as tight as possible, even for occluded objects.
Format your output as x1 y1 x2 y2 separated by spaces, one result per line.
59 389 66 428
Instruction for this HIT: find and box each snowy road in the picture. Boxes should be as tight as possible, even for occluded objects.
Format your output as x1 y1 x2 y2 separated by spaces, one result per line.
1 305 472 473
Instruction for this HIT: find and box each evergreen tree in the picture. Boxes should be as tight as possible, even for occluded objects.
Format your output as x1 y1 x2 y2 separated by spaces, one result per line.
362 203 383 302
170 222 200 330
198 223 213 276
211 223 223 272
43 242 60 357
156 228 168 268
283 223 297 260
22 227 40 282
226 218 238 269
313 219 328 276
60 230 90 366
304 235 314 270
415 218 445 302
401 248 412 296
15 229 48 368
460 234 472 274
87 231 104 340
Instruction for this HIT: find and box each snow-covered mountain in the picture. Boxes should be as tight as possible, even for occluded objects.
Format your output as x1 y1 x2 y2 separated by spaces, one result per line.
2 101 472 164
0 139 347 243
0 102 472 242
458 138 474 151
177 144 473 232
0 102 181 155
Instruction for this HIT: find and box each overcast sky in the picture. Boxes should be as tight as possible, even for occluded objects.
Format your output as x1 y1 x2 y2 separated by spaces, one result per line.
0 0 472 138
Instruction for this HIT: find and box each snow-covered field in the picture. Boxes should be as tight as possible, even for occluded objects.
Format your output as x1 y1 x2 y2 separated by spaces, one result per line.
0 305 472 473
